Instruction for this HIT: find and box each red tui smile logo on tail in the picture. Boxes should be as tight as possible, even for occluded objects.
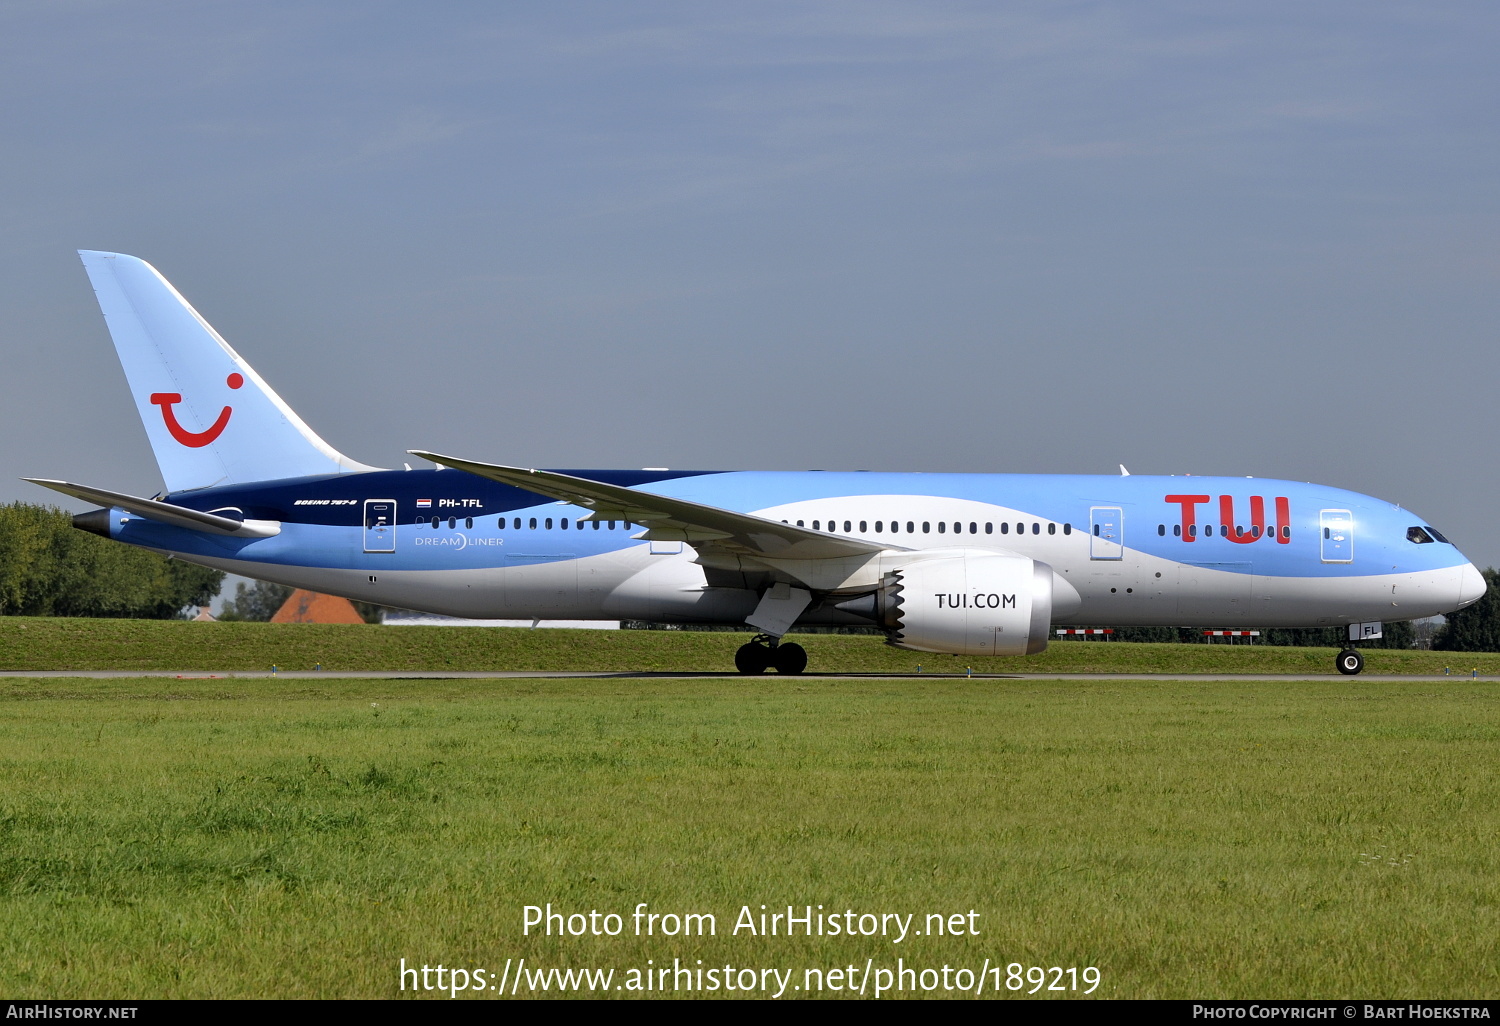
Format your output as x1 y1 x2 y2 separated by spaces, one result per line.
150 373 243 447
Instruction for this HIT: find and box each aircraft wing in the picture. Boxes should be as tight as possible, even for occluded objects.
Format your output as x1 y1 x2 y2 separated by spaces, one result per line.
23 479 280 538
408 451 891 560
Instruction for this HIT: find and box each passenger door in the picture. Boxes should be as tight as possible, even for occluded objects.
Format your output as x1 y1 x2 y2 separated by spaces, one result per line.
1090 506 1123 560
363 499 396 553
1320 509 1353 563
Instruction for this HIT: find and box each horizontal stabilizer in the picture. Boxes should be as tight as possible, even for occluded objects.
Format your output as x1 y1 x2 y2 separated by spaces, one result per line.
407 451 890 561
23 479 281 538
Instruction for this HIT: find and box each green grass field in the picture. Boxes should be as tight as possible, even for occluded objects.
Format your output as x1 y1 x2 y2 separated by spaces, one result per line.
2 671 1497 999
3 616 1499 675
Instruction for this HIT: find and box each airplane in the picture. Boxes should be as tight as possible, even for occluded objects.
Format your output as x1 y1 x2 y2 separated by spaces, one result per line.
26 251 1487 676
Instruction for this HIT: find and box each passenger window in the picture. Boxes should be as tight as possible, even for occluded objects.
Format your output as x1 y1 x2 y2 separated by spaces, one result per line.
465 517 473 529
1157 524 1165 536
592 520 599 530
1094 524 1100 536
906 521 915 533
513 518 521 530
985 523 993 534
560 518 568 530
1282 526 1291 538
544 518 552 530
1048 523 1056 535
937 522 946 534
529 518 537 530
1032 523 1040 535
1324 527 1330 539
1189 525 1197 537
797 520 805 527
875 521 883 532
859 521 866 533
813 520 820 531
1407 526 1434 544
923 522 931 534
1063 523 1072 536
845 521 853 533
1001 523 1009 534
1251 525 1261 538
431 517 440 529
1173 525 1181 537
448 517 457 529
1016 523 1024 534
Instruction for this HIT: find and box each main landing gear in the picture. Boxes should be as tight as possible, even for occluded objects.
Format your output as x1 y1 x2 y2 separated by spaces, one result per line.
735 634 808 675
1336 649 1365 675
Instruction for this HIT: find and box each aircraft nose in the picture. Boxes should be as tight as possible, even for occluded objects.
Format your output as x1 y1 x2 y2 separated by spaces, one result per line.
1457 562 1488 610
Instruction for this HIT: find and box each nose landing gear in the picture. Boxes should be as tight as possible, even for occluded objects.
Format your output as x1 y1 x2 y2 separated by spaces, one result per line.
1336 649 1364 675
735 634 808 675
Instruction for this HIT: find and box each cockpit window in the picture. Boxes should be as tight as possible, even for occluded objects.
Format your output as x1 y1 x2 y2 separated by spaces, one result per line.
1407 526 1434 544
1428 527 1450 544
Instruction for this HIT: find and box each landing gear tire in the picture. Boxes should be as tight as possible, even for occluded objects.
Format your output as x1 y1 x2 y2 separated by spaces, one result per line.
1336 649 1364 675
773 642 807 675
735 634 808 675
735 642 772 675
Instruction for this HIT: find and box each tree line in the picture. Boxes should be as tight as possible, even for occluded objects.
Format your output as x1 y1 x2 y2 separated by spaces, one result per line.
0 502 221 618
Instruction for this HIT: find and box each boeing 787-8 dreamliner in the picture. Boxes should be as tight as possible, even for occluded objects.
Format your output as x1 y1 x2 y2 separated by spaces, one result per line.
27 252 1486 675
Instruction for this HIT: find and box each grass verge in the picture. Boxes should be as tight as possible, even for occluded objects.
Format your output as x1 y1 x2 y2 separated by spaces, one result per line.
2 617 1498 675
0 676 1497 998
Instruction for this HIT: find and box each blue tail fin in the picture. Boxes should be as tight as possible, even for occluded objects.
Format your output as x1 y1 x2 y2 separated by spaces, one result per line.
78 251 379 492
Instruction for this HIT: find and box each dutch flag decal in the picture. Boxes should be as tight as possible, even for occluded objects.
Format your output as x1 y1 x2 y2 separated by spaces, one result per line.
417 498 432 508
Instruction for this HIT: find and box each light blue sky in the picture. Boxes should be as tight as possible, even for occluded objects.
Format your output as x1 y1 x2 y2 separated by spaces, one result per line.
4 2 1498 571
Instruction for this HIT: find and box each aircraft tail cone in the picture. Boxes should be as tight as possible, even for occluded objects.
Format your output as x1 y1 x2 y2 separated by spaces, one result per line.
72 508 111 538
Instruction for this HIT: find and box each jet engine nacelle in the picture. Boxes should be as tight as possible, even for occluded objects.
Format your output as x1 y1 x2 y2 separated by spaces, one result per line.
876 550 1056 656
